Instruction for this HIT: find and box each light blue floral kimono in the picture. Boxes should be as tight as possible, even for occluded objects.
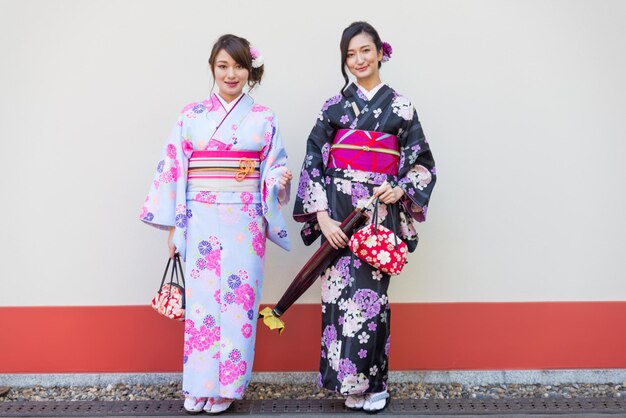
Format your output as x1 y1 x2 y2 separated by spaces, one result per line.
140 93 290 399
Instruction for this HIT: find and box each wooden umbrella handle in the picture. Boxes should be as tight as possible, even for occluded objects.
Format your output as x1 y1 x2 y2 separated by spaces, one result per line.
363 180 389 209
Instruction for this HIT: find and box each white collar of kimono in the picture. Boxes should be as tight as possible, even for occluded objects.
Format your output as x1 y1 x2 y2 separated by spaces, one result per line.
216 92 245 112
356 82 385 100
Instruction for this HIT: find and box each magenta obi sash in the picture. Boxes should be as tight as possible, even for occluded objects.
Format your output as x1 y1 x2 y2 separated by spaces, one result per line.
187 150 261 192
328 129 400 175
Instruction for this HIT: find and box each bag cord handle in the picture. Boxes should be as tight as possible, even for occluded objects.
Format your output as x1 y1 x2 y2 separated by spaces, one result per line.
158 254 186 307
371 198 399 248
157 257 173 292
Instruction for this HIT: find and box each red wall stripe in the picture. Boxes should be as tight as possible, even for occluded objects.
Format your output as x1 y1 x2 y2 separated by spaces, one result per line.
1 302 625 373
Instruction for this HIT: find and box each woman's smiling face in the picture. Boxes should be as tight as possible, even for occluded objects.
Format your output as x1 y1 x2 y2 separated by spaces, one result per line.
213 49 249 102
345 32 383 83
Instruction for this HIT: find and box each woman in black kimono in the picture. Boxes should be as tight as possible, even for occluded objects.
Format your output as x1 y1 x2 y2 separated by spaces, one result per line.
293 21 436 413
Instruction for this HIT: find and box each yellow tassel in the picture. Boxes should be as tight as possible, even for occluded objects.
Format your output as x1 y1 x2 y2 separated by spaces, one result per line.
258 307 285 334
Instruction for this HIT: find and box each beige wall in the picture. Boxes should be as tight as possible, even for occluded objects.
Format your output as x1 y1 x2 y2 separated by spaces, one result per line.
1 0 625 306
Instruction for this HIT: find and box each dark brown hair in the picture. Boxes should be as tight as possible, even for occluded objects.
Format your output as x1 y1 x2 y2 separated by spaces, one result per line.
208 34 264 91
339 21 383 95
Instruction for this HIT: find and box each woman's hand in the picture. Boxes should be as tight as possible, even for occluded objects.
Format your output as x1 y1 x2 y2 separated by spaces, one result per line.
373 184 405 204
168 227 177 258
279 168 292 190
317 211 348 250
278 169 292 204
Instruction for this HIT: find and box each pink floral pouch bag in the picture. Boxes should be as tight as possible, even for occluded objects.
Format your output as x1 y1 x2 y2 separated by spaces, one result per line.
151 253 186 321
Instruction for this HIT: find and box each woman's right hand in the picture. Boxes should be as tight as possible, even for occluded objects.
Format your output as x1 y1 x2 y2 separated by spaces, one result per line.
317 211 348 250
168 227 177 258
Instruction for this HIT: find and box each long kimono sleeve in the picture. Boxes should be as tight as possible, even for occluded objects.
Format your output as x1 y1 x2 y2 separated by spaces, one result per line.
139 115 190 258
292 101 336 245
260 114 291 251
397 102 436 222
392 99 436 253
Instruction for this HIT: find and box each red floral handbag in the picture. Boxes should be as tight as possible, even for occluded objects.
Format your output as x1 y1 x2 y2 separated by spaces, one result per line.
348 200 408 276
151 253 186 321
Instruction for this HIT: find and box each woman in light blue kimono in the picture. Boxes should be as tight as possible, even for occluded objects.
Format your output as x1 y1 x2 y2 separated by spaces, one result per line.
140 34 292 414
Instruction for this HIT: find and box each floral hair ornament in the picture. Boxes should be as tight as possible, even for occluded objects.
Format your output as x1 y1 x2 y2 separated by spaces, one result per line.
381 41 393 62
250 46 264 68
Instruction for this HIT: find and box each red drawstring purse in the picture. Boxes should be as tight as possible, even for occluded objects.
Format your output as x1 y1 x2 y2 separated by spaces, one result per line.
349 199 408 276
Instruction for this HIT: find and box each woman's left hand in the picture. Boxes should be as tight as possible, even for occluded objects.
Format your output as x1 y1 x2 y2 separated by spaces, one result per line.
279 168 292 190
278 168 292 203
373 183 405 204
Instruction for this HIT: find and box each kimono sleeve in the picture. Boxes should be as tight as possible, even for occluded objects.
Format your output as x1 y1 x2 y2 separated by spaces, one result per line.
396 101 437 223
139 115 189 258
260 114 291 251
292 102 336 245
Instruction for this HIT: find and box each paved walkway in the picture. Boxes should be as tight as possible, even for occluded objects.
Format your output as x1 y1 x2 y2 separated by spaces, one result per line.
2 398 626 416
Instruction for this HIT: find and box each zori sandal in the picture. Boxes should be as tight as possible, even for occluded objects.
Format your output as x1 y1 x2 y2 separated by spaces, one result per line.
363 391 390 414
345 394 365 410
204 397 233 414
183 396 207 414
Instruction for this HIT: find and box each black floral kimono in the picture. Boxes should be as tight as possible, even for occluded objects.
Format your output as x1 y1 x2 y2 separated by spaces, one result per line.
293 83 436 395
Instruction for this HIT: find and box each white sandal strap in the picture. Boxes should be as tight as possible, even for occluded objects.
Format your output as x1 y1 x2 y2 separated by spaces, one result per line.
366 391 389 403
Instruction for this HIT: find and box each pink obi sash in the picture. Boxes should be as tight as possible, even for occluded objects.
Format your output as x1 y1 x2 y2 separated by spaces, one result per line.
187 150 261 192
328 129 400 175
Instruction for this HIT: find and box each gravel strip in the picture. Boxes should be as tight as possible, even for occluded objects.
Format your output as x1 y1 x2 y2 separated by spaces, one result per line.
2 382 626 402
